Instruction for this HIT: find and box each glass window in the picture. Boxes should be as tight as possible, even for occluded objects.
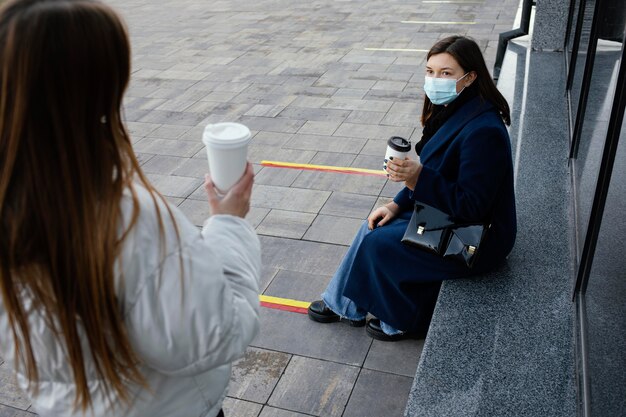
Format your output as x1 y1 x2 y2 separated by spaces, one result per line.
569 0 595 126
583 111 626 416
573 39 621 257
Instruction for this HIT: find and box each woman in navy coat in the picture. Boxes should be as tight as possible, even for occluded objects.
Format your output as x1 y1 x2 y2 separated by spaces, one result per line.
308 36 517 341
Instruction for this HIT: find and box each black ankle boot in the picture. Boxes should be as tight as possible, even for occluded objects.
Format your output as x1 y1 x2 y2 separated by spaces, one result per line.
307 300 365 327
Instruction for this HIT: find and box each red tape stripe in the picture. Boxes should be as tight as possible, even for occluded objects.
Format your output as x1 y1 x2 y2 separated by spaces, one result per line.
260 301 309 315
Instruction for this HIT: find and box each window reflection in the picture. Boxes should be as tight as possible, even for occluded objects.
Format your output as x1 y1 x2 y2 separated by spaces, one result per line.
584 112 626 416
574 41 621 257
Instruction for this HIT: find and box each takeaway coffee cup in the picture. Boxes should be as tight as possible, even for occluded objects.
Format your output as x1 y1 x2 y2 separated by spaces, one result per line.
385 136 411 164
202 122 252 194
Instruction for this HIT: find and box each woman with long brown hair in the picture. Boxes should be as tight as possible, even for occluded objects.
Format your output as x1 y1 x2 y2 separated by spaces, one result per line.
0 1 260 416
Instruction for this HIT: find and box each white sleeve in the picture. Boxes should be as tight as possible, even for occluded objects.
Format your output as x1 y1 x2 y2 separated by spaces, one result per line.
125 214 261 376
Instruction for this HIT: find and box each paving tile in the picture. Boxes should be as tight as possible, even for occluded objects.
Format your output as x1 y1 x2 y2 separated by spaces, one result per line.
176 199 210 227
320 192 377 219
259 265 279 293
135 152 154 166
259 236 346 279
371 80 408 91
177 125 207 142
342 369 414 417
245 105 286 118
331 88 368 99
284 134 366 154
381 112 421 128
291 171 385 196
230 347 291 404
149 124 192 139
172 157 208 178
297 86 337 97
309 152 356 167
268 356 359 417
141 155 187 175
0 363 30 410
246 145 316 165
133 137 204 157
364 339 425 377
146 174 203 199
254 167 300 187
242 206 269 228
344 110 386 125
256 210 316 239
358 138 388 157
237 116 306 134
316 77 377 90
249 132 294 147
380 180 405 198
334 123 414 141
164 196 184 207
252 308 371 366
154 99 199 113
303 215 363 246
0 405 36 417
296 121 341 136
389 102 422 114
323 98 393 113
351 154 385 170
124 97 168 111
250 185 330 214
277 107 350 123
138 110 209 126
264 270 331 303
222 397 263 417
258 406 312 417
125 121 161 138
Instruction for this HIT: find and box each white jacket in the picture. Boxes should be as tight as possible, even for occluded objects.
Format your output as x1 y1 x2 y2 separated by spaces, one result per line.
0 185 261 417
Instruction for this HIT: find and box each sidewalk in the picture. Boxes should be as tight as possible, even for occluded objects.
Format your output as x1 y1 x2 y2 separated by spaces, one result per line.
0 0 518 416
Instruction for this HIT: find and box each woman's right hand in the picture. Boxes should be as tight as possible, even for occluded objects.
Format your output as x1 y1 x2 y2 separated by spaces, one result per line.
204 162 254 218
367 202 400 230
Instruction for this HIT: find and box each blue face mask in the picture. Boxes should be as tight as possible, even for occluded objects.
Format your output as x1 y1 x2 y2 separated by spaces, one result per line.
423 73 469 105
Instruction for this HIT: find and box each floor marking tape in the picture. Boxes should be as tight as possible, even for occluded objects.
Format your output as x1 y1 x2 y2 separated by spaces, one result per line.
260 294 311 309
261 161 387 177
259 295 310 314
260 302 309 315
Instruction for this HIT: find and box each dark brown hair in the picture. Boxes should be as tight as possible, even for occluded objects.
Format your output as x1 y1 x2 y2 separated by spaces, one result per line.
421 36 511 126
0 0 177 411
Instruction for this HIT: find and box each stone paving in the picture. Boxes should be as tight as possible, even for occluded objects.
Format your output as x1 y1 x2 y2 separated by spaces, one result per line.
0 0 518 416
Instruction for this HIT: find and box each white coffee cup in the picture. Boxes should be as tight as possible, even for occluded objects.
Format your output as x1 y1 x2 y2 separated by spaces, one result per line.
385 136 411 164
202 122 252 194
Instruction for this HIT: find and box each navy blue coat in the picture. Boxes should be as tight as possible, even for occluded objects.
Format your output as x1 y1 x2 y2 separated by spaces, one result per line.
343 96 517 332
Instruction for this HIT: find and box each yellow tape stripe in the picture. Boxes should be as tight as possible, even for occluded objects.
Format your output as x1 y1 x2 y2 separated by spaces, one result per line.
261 160 385 176
260 295 311 309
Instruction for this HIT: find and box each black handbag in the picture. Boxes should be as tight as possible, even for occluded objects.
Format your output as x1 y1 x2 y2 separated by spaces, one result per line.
401 202 490 268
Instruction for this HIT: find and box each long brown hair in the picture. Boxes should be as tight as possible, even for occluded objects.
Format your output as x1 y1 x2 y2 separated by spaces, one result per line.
421 36 511 126
0 0 177 411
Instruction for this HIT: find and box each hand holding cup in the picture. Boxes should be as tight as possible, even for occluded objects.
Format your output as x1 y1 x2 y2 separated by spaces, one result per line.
204 162 254 218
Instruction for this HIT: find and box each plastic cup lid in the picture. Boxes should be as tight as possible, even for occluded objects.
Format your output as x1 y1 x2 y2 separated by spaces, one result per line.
387 136 411 152
203 123 251 149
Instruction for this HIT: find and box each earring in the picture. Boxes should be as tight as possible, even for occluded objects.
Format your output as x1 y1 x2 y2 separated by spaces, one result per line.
100 115 107 124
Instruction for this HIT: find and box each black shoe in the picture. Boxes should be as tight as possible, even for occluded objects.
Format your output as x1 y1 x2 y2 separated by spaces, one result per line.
366 319 416 342
307 300 366 327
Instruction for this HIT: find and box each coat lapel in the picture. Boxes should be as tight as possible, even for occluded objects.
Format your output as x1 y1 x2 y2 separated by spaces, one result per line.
419 97 495 164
